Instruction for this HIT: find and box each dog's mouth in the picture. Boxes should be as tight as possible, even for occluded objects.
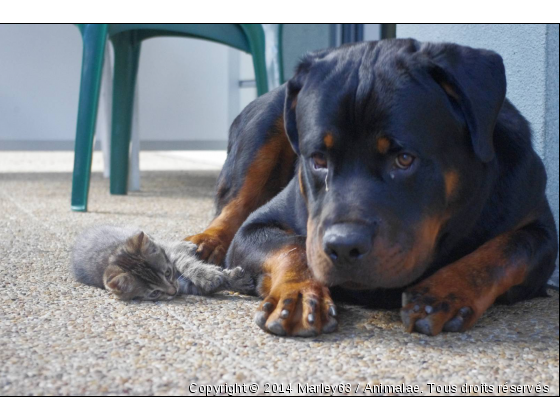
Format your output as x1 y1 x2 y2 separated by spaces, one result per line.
306 217 442 289
308 246 432 289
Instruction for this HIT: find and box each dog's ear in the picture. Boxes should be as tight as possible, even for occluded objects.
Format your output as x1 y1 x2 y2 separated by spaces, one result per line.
284 50 329 155
284 60 311 155
421 43 506 163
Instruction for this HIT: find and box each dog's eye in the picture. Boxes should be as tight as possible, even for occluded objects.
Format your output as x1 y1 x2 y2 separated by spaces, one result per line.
149 290 161 299
395 153 415 170
310 153 328 170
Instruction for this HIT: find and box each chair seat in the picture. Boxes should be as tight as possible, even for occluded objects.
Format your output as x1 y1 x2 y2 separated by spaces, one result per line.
108 24 251 53
71 24 280 211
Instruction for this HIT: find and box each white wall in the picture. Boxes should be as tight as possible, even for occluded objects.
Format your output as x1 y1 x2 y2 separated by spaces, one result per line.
0 24 256 147
0 24 81 141
138 36 234 142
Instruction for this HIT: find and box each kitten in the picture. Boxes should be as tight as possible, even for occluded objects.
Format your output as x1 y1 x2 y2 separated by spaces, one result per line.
71 225 253 301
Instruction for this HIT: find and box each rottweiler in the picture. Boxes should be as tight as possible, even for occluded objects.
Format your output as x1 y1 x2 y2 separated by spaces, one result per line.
186 39 558 337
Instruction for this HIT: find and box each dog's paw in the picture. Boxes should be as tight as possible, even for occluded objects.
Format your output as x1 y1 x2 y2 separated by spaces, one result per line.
400 283 479 336
255 280 337 337
184 232 227 265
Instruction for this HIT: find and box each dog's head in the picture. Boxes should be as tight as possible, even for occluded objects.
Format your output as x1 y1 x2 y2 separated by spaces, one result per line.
285 39 506 289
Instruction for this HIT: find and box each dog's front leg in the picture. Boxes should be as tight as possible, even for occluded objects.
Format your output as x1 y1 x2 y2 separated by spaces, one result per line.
228 225 337 337
401 220 556 336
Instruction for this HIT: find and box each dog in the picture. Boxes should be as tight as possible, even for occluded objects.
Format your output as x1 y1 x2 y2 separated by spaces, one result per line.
186 39 558 337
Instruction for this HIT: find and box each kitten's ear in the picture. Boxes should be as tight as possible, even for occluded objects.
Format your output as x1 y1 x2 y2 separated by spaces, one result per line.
104 273 136 296
125 231 144 253
140 233 158 255
126 231 157 254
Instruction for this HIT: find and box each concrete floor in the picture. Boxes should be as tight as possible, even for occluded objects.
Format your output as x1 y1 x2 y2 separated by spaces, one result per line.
0 151 558 396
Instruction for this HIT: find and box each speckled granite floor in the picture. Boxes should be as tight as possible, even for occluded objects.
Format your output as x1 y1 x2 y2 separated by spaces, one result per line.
0 152 558 396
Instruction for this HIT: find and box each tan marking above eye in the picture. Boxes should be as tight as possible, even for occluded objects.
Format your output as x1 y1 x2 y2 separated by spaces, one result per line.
444 170 459 199
376 137 391 155
323 133 334 149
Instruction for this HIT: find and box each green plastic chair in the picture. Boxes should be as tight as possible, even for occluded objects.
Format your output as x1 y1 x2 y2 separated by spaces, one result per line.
71 24 280 212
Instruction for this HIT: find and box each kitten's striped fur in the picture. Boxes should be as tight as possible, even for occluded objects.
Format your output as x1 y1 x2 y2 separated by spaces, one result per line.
72 225 254 300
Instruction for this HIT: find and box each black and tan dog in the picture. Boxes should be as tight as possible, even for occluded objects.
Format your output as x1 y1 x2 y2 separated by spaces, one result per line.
186 39 558 337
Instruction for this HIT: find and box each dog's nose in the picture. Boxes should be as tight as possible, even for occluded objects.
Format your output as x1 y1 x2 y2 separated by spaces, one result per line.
323 223 373 265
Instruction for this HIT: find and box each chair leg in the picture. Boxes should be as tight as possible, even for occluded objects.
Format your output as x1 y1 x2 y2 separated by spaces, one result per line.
262 24 283 90
96 41 113 179
71 24 108 212
110 32 141 195
240 24 269 96
128 84 141 192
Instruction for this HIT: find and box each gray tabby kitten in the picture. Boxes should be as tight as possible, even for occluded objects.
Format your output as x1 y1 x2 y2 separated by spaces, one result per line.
72 225 253 301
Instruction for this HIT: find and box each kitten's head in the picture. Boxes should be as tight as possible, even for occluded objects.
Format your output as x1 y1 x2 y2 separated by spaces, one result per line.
103 232 178 301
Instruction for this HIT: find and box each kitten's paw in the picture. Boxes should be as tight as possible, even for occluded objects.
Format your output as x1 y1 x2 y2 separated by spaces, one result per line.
188 266 229 295
177 240 199 255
